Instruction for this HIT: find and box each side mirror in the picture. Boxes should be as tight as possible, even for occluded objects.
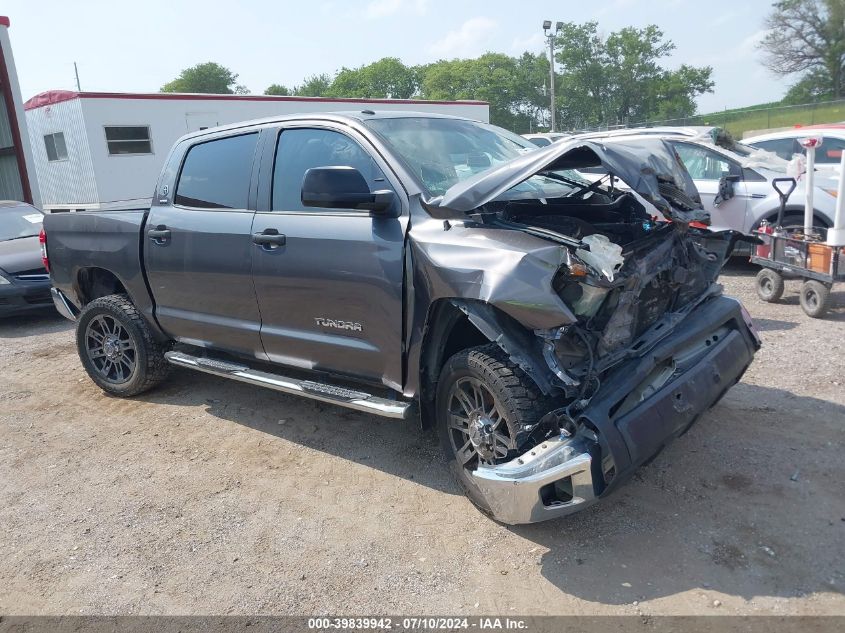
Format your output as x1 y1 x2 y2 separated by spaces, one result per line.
301 166 395 214
714 173 739 206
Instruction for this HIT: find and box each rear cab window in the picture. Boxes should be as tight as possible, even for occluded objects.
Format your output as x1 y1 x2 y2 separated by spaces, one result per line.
174 133 259 209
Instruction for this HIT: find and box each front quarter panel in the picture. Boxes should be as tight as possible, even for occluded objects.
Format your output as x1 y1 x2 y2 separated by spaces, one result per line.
404 211 577 396
409 215 576 329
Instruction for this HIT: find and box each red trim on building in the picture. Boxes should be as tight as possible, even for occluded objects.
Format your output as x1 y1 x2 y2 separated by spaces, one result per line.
0 41 33 204
24 89 488 111
0 17 10 27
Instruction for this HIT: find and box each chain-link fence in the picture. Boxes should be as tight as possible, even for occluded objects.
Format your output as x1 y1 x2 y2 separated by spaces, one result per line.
578 98 845 138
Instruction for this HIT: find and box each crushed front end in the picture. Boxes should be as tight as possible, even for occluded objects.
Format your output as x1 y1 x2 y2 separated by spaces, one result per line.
426 138 761 524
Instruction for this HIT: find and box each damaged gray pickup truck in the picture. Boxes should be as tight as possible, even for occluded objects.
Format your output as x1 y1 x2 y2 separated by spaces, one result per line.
44 112 760 524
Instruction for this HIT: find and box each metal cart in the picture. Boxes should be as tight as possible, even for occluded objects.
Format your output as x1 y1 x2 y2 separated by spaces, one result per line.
751 178 845 318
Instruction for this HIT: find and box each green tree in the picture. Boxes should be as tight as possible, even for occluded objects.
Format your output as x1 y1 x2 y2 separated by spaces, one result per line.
782 69 837 103
161 62 248 94
760 0 845 100
421 53 548 129
328 58 420 98
264 84 292 96
295 73 334 97
554 22 713 129
554 22 611 128
650 64 715 120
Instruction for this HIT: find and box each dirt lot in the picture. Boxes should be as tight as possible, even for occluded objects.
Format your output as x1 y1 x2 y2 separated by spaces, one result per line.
0 263 843 616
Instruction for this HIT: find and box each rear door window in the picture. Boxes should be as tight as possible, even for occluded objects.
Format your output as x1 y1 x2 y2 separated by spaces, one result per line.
175 133 259 209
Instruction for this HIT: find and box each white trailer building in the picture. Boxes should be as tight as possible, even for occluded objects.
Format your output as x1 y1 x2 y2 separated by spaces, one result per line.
23 91 489 212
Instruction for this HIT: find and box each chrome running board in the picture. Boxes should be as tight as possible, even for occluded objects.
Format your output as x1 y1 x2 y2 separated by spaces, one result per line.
165 350 412 420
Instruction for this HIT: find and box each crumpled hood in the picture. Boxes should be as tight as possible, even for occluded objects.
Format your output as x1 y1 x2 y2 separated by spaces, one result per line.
428 138 708 223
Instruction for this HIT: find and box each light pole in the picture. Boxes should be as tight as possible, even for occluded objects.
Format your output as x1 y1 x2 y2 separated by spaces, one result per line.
543 20 562 132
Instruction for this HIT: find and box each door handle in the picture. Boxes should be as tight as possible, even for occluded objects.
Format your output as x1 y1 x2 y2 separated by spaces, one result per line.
252 229 286 248
148 225 171 244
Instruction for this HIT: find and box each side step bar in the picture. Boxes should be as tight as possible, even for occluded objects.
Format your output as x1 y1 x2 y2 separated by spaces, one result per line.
164 351 413 420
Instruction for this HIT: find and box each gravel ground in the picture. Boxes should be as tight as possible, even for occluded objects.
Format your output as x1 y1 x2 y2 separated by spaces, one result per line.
0 262 843 616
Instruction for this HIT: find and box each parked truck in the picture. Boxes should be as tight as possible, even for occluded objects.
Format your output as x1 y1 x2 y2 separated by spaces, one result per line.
43 111 760 524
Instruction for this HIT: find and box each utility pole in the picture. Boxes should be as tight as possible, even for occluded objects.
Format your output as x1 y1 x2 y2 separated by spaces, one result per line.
543 21 562 132
74 62 81 91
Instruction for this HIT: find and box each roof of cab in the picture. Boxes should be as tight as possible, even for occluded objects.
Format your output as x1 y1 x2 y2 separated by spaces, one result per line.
179 110 476 142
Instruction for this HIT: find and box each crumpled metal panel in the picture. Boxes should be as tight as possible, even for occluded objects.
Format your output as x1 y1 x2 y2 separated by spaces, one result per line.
408 216 578 332
428 138 708 223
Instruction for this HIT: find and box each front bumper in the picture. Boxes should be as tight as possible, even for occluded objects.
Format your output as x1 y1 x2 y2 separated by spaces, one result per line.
0 279 54 316
473 435 597 524
471 295 758 525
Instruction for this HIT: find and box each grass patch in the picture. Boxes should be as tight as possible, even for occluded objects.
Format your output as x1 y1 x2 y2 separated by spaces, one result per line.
685 100 845 138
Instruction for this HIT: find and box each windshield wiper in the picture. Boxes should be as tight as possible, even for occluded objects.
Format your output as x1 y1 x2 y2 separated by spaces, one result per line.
538 171 610 199
487 216 584 249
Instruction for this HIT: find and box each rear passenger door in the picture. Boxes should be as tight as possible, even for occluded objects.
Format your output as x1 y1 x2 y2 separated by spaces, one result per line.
144 132 267 359
251 124 408 391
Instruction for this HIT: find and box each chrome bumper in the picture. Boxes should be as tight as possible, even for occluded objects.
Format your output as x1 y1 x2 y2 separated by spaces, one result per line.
51 288 77 321
471 435 597 525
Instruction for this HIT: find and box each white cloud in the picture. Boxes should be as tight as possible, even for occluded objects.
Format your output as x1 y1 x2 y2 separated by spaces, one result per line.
365 0 429 19
366 0 402 19
429 17 498 58
510 32 546 54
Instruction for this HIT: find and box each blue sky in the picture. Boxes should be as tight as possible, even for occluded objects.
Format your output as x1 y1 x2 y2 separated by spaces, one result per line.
5 0 780 114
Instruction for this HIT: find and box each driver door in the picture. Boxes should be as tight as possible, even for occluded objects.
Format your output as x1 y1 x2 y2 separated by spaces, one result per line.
250 124 408 391
671 141 749 233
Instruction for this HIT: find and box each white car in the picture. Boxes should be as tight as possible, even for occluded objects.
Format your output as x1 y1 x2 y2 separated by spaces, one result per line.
574 131 839 250
744 125 845 173
569 125 717 141
521 133 568 147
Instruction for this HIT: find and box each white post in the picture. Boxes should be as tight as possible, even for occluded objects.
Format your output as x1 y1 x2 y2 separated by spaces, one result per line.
828 150 845 246
804 144 815 236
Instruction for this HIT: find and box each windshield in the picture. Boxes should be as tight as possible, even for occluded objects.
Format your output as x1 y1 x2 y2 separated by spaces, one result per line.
364 117 588 198
0 205 43 242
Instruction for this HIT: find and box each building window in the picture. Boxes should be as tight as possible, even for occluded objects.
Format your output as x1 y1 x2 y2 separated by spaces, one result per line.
104 126 152 155
44 132 68 162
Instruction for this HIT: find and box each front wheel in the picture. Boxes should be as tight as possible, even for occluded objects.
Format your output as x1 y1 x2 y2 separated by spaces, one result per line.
76 294 171 396
756 268 784 302
435 344 549 515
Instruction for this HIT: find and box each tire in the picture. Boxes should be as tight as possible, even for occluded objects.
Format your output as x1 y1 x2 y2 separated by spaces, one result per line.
435 343 550 515
76 293 171 396
799 280 831 318
778 213 828 238
755 268 784 302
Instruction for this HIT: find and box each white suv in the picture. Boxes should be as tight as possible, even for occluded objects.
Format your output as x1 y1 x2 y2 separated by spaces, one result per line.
575 131 839 251
744 126 845 174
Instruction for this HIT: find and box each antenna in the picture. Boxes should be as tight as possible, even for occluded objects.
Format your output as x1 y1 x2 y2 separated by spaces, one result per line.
74 62 81 91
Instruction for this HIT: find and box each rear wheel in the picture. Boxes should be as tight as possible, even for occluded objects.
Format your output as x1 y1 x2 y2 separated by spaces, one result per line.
799 280 831 318
76 294 171 396
755 268 784 302
435 344 549 515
